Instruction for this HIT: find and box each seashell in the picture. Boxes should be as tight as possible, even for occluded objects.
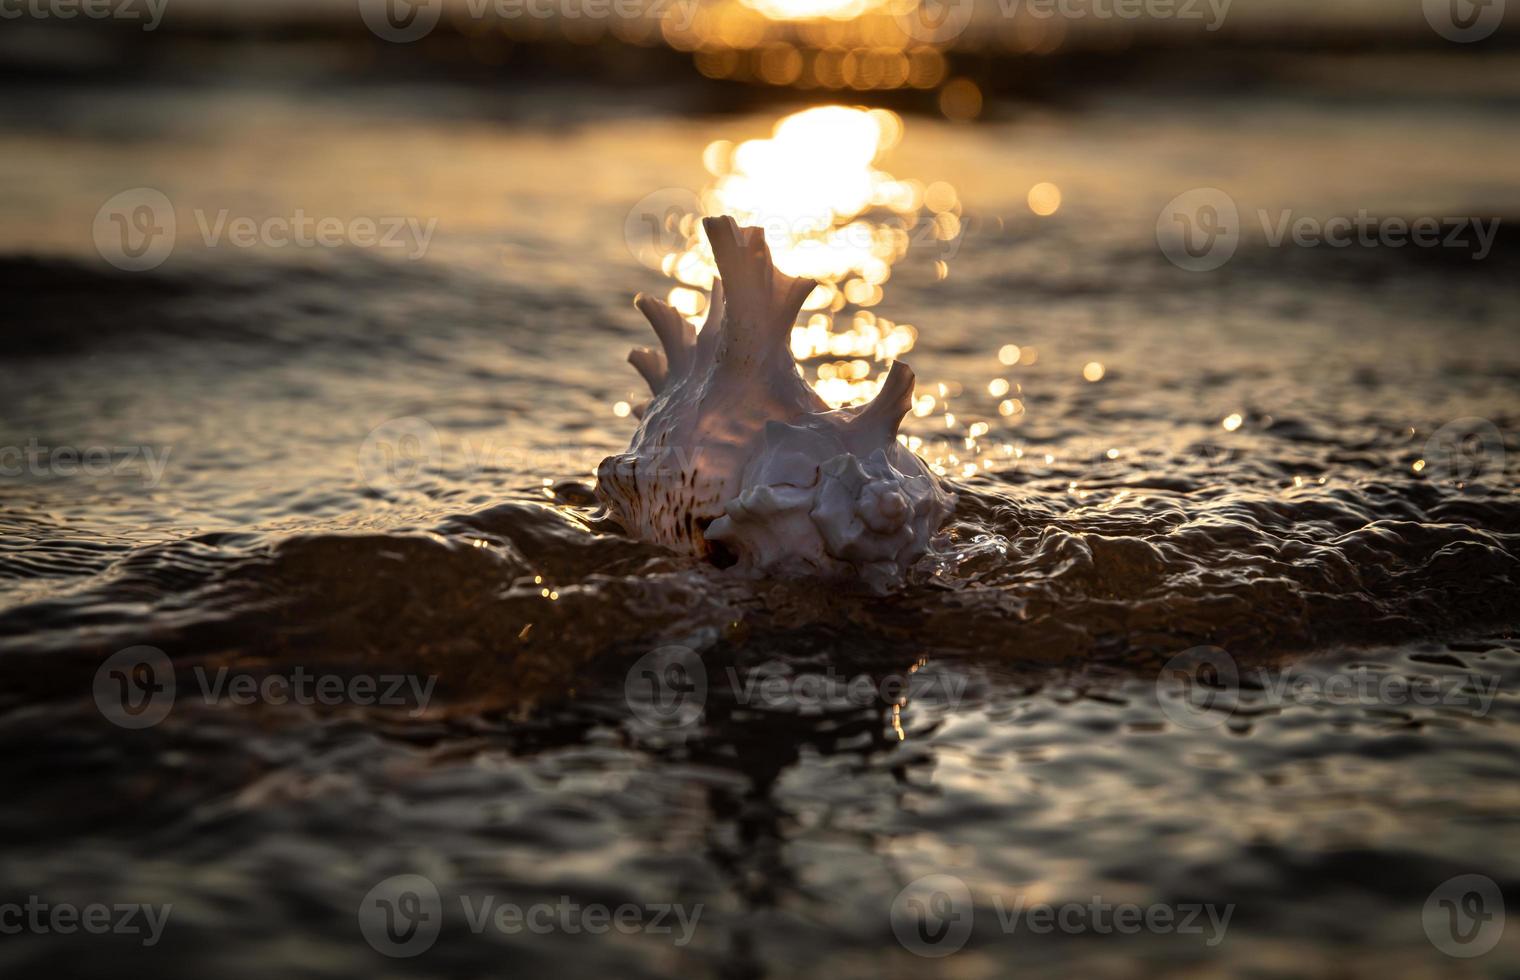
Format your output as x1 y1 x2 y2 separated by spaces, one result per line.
597 216 955 589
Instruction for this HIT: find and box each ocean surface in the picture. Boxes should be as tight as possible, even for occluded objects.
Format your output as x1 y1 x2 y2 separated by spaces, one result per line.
2 52 1518 977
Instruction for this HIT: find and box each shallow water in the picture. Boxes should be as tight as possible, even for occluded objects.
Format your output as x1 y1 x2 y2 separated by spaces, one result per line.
2 60 1519 977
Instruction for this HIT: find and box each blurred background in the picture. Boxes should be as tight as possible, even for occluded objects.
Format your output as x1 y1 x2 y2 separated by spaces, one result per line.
2 1 1518 978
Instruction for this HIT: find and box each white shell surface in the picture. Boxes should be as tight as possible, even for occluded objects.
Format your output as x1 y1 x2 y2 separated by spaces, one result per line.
596 216 955 588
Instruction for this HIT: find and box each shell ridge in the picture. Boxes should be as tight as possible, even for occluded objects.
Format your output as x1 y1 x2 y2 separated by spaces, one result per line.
597 218 956 588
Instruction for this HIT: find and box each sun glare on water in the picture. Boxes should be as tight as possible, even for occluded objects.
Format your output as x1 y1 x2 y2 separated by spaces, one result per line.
657 106 961 408
738 0 891 20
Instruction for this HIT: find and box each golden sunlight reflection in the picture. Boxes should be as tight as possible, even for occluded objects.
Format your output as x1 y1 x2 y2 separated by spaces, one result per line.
1028 181 1062 216
470 0 1093 95
657 105 960 409
638 110 1114 482
938 78 983 121
739 0 890 20
660 1 955 92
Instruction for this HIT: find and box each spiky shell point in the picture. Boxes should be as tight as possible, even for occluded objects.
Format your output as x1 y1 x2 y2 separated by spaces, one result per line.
596 216 955 590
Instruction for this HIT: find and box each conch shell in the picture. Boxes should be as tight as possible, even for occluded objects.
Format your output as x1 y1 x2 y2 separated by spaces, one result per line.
596 216 955 590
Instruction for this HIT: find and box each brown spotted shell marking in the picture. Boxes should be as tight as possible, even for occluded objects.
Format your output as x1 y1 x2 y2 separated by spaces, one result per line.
596 215 955 584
